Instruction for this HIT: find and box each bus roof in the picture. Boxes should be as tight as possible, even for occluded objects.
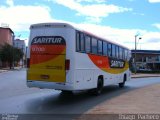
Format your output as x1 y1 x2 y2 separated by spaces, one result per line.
30 22 75 29
30 22 129 50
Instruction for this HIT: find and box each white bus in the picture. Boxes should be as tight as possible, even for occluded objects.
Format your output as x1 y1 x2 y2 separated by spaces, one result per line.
27 22 131 95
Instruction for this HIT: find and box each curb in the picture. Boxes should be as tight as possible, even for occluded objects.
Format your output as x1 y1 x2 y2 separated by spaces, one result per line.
0 67 25 73
0 70 8 73
131 76 160 79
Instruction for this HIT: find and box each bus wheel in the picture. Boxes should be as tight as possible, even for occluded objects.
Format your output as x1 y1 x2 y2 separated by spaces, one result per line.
119 75 126 88
95 77 103 95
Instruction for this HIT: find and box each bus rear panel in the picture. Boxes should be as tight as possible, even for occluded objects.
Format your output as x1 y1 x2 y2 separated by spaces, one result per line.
27 23 75 90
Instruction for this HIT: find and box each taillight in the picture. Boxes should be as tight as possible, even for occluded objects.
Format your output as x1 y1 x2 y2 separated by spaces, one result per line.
27 58 30 68
65 59 70 70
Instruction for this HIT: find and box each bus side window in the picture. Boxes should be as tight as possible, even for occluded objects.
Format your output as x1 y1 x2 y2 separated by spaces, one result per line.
116 46 119 58
128 50 131 60
112 44 116 58
76 31 85 52
76 32 80 51
92 37 97 54
125 49 128 60
80 33 85 52
85 35 91 53
122 48 125 60
119 47 123 59
108 43 112 57
98 40 102 55
103 41 108 56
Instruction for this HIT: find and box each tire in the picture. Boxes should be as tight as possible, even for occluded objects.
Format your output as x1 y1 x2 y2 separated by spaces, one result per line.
119 75 126 88
95 77 103 95
119 82 125 88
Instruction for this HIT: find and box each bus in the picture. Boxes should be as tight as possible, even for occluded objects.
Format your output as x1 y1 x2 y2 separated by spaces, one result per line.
27 22 131 95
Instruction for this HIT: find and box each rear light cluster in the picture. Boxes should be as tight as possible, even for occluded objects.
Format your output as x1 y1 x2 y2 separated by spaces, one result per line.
65 59 70 70
27 58 30 68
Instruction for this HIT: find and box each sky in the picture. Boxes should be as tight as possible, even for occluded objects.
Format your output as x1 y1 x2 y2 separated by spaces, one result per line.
0 0 160 50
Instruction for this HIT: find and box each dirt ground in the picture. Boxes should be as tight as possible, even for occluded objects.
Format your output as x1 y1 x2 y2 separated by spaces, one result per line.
85 84 160 114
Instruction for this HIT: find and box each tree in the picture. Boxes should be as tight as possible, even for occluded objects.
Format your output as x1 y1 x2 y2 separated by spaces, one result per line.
13 47 23 64
0 44 23 69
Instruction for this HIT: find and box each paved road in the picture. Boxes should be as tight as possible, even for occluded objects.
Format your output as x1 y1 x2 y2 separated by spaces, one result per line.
0 70 160 115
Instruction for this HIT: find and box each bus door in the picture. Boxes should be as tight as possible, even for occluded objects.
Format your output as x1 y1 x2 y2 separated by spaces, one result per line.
27 36 66 83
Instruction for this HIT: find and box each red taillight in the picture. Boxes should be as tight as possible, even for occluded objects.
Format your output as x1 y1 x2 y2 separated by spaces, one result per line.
65 59 70 70
27 58 30 68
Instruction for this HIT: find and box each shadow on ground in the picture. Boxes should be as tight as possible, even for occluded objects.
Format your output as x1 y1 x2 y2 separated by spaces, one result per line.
26 85 134 115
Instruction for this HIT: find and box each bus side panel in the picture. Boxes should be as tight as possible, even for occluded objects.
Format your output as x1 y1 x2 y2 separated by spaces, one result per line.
74 52 131 90
74 53 115 90
75 70 94 90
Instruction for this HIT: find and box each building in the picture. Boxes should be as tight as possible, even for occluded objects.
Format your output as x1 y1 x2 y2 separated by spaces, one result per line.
131 50 160 71
0 27 14 46
13 39 26 67
13 39 26 53
0 27 14 68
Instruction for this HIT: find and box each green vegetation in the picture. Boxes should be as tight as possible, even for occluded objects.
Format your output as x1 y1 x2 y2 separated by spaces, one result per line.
0 44 23 69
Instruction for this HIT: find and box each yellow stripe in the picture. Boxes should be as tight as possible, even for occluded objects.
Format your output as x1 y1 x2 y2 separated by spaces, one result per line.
102 61 129 74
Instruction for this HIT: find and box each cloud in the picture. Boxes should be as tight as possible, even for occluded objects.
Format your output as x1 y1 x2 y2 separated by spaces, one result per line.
53 0 132 23
146 38 160 43
136 32 160 50
152 23 160 29
6 0 14 7
0 0 159 50
148 0 160 3
76 0 106 3
0 4 53 32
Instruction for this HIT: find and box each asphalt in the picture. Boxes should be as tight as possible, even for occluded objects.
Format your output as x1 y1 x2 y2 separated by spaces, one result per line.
0 70 160 120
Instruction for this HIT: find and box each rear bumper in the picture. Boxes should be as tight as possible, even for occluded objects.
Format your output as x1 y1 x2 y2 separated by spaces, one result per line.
27 80 74 90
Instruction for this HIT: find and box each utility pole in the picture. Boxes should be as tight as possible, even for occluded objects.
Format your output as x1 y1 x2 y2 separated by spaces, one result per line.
134 35 137 74
134 35 142 74
12 34 15 69
22 45 24 68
